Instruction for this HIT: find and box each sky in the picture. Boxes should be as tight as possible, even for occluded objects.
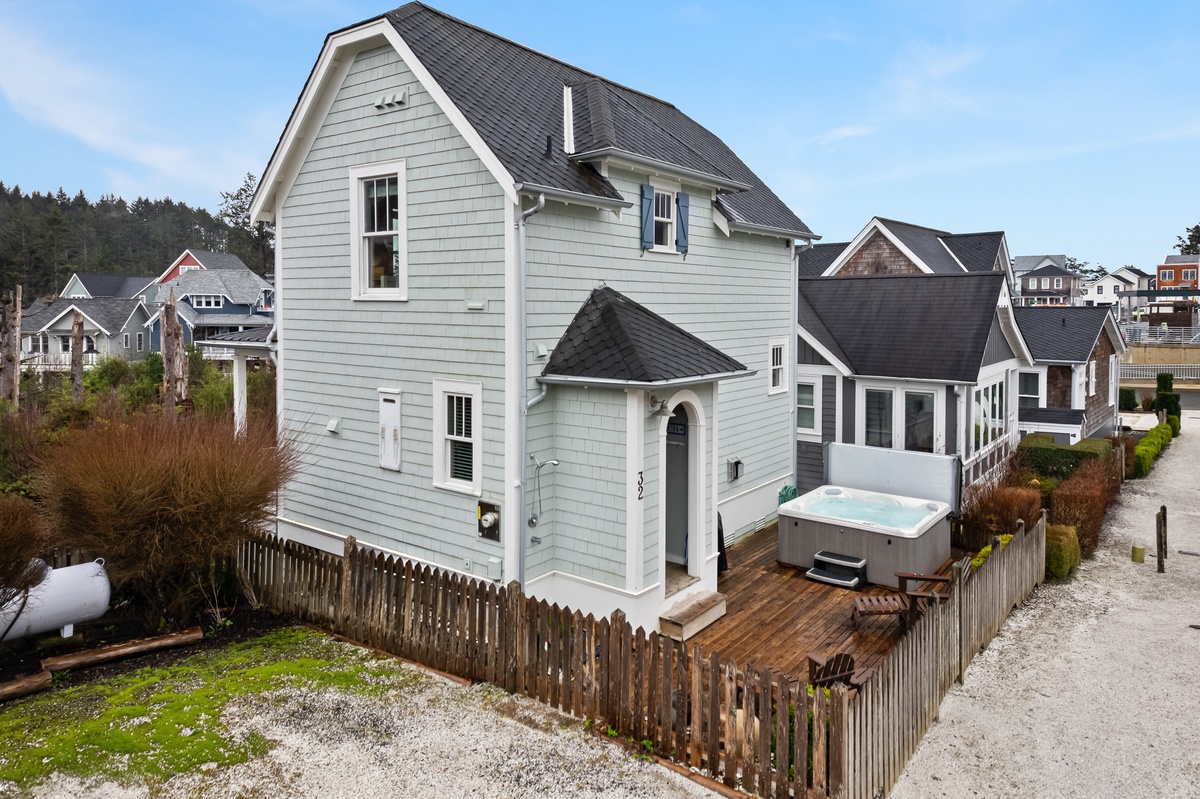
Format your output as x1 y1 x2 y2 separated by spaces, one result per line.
1 0 1197 272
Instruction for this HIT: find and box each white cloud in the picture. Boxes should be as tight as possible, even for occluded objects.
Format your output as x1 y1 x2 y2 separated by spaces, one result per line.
815 124 876 144
0 19 234 199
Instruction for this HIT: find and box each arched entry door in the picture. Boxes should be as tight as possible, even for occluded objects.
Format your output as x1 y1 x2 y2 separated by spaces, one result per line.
665 404 690 569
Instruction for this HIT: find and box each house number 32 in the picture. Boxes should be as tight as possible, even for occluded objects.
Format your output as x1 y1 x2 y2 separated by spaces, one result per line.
637 471 644 500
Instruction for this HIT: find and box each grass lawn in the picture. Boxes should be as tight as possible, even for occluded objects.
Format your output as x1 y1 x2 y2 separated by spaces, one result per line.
0 628 422 793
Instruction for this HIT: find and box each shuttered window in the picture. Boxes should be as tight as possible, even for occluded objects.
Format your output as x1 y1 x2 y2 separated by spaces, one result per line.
640 182 689 254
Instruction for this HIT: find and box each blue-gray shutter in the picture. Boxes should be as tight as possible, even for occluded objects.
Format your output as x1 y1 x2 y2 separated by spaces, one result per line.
676 192 690 254
640 184 654 250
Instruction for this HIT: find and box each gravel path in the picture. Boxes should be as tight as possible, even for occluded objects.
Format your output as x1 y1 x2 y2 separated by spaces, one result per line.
18 656 713 799
890 410 1200 799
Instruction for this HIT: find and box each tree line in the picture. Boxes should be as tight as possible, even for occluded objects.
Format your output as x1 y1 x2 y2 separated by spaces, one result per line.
0 174 272 302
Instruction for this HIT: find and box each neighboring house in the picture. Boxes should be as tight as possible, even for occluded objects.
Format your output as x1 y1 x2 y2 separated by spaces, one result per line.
1012 254 1065 298
1156 253 1199 294
794 218 1032 498
60 273 156 301
156 250 260 284
1016 263 1080 306
20 298 150 371
1112 266 1154 315
1080 272 1131 311
246 3 815 631
1013 307 1126 442
145 268 274 352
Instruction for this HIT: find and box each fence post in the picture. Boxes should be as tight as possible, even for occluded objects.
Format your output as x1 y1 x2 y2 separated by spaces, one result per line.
952 559 964 684
340 535 356 633
1156 510 1166 574
1162 505 1168 560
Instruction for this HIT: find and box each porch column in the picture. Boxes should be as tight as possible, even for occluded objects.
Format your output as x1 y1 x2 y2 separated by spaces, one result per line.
233 351 248 437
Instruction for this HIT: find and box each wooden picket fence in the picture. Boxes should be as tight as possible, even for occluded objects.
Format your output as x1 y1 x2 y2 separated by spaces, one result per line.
239 513 1045 799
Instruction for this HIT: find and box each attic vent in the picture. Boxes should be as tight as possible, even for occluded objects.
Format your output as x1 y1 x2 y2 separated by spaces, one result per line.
373 90 407 110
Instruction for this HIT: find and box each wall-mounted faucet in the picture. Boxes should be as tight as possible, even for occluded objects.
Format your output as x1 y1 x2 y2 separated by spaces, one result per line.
528 453 559 529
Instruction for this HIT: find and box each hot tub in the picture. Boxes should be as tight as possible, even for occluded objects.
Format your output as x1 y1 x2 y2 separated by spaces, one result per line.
778 485 951 589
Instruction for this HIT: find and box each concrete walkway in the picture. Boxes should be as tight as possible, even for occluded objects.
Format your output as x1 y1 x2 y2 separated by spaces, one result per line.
890 410 1200 799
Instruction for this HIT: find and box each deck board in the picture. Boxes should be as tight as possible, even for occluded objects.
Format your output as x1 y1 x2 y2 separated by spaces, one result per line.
692 523 913 681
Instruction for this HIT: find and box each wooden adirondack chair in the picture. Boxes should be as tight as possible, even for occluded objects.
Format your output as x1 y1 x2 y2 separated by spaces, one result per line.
807 651 876 689
851 572 951 631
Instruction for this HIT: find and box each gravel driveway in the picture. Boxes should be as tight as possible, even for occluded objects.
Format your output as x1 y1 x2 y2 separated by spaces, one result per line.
890 410 1200 798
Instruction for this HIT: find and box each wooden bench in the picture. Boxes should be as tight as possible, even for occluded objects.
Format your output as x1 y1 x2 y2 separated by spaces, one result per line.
852 572 951 631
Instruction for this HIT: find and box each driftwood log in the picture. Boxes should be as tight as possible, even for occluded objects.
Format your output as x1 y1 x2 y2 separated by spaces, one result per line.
0 670 51 703
0 285 21 407
39 627 203 673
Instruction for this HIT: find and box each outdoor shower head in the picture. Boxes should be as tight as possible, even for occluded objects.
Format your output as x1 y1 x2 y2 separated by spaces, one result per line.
547 459 560 467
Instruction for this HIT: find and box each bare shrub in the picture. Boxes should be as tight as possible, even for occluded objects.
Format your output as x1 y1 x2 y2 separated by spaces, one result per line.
961 483 1042 533
1106 435 1136 479
1052 458 1115 558
0 493 53 614
37 413 296 629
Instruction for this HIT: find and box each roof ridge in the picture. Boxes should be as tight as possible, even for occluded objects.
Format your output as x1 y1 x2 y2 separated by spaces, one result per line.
399 3 679 109
940 231 1005 239
875 217 951 236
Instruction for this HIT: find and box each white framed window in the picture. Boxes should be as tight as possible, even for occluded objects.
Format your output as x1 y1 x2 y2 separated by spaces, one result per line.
1184 269 1197 281
179 265 201 273
29 334 47 354
378 388 402 472
432 378 482 496
970 373 1007 457
349 159 408 301
136 332 144 352
768 337 788 395
1161 269 1174 282
1041 277 1050 289
1096 285 1104 295
1088 361 1096 396
864 388 893 448
59 336 71 354
1018 372 1040 408
1027 277 1037 289
858 383 945 454
796 381 818 434
653 188 674 249
1054 277 1062 289
192 295 224 309
123 333 130 349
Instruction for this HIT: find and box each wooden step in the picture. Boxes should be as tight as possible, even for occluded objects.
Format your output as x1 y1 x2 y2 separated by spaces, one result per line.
805 566 862 590
813 549 866 569
659 591 727 641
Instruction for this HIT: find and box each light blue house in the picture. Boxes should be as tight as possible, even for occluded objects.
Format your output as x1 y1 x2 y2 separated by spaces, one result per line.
248 3 815 631
144 267 273 353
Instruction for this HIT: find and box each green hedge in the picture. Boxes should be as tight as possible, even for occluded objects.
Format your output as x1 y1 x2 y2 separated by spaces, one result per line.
1132 423 1173 478
1045 524 1081 580
1157 373 1174 393
1018 435 1112 478
1156 392 1181 422
1168 414 1181 437
1118 388 1138 411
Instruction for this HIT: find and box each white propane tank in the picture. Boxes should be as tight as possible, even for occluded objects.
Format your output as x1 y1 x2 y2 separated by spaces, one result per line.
0 559 111 642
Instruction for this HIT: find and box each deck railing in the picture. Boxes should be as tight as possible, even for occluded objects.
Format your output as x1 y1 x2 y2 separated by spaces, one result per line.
1120 363 1200 381
241 512 1045 799
1121 324 1200 345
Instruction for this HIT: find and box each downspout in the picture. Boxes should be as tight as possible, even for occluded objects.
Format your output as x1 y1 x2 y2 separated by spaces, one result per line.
263 222 279 367
516 194 545 588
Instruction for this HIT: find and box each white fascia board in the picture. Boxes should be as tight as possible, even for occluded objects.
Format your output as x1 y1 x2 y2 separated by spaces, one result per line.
251 20 518 222
937 237 969 271
712 205 731 237
727 219 818 242
849 374 967 386
822 217 931 276
514 183 632 211
118 302 148 332
537 370 755 389
1101 314 1128 355
38 305 113 337
996 282 1035 365
794 324 852 377
154 250 195 283
195 339 271 352
571 148 753 193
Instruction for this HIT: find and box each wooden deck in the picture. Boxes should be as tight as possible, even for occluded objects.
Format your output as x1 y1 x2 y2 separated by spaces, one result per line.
689 523 912 681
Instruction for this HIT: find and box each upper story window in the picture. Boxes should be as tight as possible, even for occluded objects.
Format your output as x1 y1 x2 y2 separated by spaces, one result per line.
29 334 48 353
136 332 145 352
192 295 224 309
1161 269 1174 281
1053 277 1062 289
179 265 201 273
1096 285 1104 295
1041 277 1050 289
1027 277 1037 289
640 180 689 254
1183 269 1197 281
768 337 787 395
349 159 408 300
797 382 817 432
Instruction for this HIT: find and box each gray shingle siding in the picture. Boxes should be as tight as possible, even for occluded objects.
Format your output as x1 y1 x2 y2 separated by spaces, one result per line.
981 314 1015 367
795 440 824 494
822 376 836 442
842 377 855 444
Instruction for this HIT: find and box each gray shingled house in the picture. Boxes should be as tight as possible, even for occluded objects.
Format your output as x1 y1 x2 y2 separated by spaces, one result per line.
793 218 1032 503
20 297 152 371
1012 306 1126 442
246 3 815 631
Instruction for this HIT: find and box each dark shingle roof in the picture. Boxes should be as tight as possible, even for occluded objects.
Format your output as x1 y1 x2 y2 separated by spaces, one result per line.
384 3 812 237
877 219 965 274
204 327 273 343
796 273 1005 382
73 274 156 298
941 232 1004 273
795 243 847 277
1118 266 1152 279
1013 306 1112 363
1019 407 1085 426
1164 254 1200 265
1013 255 1066 274
543 286 746 383
1023 263 1073 278
190 251 251 271
21 298 141 337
